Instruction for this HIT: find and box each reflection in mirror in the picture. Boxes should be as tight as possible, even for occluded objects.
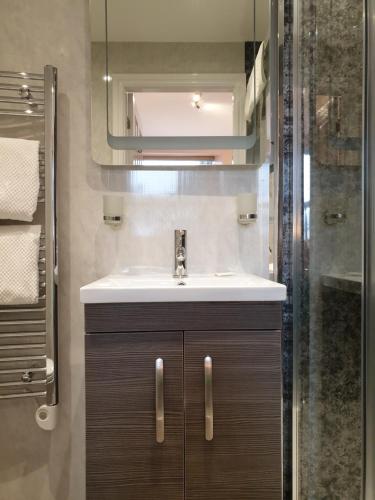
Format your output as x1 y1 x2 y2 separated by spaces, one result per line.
90 0 271 167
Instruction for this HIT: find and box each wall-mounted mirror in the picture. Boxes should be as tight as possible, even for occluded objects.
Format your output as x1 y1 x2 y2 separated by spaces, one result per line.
90 0 273 168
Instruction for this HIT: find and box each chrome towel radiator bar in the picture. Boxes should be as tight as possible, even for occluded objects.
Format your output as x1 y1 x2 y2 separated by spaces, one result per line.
0 67 58 428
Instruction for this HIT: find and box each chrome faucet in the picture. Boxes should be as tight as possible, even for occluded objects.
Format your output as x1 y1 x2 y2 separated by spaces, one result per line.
174 229 187 279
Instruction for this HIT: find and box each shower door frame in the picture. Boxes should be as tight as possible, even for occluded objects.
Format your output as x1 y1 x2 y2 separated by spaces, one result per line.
365 0 375 498
292 0 370 499
292 0 303 497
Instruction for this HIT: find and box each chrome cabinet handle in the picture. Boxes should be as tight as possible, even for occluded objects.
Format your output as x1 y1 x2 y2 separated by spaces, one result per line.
204 356 213 441
155 358 164 443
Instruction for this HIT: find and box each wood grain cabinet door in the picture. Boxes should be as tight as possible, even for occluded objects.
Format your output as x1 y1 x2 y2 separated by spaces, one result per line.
86 332 184 500
184 331 282 500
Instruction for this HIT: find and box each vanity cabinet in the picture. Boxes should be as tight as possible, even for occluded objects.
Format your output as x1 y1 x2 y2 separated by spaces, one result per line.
85 302 282 500
86 331 184 500
184 331 281 500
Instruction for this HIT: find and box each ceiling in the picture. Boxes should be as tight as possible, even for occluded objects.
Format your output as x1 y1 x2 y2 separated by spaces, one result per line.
90 0 269 43
133 92 234 136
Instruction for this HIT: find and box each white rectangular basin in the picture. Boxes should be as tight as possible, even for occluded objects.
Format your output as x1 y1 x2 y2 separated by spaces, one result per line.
80 273 286 303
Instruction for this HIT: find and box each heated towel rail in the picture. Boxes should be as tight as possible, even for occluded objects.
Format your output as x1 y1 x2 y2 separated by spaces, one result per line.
0 67 58 417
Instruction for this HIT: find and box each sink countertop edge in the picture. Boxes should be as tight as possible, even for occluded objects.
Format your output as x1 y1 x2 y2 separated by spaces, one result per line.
80 274 287 304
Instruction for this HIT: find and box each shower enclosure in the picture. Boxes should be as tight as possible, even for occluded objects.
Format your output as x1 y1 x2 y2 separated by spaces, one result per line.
291 0 372 498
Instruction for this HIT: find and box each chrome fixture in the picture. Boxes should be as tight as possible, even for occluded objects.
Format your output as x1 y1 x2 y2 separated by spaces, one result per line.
0 67 59 430
191 92 202 110
204 355 214 441
174 229 188 279
155 358 164 444
323 211 347 225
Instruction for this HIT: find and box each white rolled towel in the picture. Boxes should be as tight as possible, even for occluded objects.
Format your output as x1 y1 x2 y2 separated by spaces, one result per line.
0 225 41 305
0 137 40 221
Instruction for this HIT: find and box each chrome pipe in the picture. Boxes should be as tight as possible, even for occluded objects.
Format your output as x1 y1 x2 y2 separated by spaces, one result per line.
44 65 58 408
0 96 44 105
0 344 45 351
0 110 44 117
0 320 46 327
0 367 46 375
0 83 44 92
0 391 46 400
0 319 46 333
0 332 46 338
0 71 44 80
0 308 46 314
0 379 47 387
0 355 46 362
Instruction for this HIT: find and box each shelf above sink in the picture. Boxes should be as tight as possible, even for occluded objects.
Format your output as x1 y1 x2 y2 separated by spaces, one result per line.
80 273 287 304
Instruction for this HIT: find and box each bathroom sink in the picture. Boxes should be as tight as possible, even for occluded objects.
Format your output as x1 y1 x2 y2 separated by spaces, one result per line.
80 273 286 303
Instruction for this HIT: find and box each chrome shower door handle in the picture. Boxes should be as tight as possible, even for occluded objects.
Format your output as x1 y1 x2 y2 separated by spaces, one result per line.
204 356 213 441
155 358 164 443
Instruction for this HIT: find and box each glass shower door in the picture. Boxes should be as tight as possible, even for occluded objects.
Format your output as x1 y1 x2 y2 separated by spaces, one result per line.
293 0 364 498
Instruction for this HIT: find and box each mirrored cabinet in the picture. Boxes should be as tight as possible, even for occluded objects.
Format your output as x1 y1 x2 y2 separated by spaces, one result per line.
89 0 276 168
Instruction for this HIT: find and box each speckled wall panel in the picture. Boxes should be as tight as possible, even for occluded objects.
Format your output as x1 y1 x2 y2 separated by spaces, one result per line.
292 0 364 498
278 0 294 498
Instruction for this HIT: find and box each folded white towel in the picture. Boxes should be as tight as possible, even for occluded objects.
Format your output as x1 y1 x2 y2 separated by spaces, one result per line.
0 137 40 221
0 225 41 305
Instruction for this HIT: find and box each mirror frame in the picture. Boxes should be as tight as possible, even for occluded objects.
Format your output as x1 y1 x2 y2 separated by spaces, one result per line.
90 0 279 169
